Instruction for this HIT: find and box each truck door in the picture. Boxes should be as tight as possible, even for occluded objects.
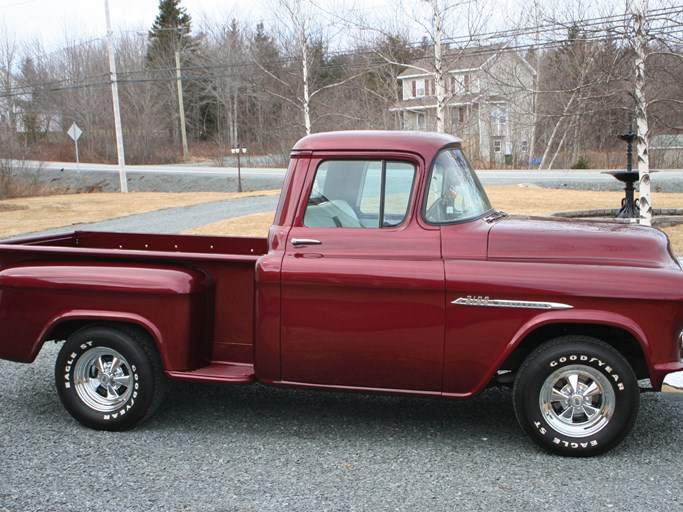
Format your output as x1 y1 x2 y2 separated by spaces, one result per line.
280 156 445 392
423 147 507 396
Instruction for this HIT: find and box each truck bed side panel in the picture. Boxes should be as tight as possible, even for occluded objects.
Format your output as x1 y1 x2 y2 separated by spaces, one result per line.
0 263 214 371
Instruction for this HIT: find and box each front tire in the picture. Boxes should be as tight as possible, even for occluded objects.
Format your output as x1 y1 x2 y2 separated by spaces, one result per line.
513 335 639 456
55 325 166 431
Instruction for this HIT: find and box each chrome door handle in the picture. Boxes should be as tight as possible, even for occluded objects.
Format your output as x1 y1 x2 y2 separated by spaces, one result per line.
291 238 322 246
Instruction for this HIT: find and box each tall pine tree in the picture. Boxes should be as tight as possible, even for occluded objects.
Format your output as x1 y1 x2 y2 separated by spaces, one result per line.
146 0 200 155
147 0 194 67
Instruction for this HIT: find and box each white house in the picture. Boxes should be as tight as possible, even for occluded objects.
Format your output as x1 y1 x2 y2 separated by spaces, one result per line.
393 43 536 167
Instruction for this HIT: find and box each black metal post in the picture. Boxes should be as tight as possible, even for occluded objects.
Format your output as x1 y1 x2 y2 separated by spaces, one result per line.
604 123 640 219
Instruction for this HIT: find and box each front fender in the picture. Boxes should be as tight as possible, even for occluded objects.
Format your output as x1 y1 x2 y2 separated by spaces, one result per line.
0 263 214 371
506 309 652 362
446 309 654 399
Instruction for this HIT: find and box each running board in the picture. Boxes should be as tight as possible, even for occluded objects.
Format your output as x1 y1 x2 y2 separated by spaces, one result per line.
167 363 255 384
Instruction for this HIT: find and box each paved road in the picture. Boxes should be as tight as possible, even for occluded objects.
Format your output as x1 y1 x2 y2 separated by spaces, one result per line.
15 159 683 193
1 342 681 511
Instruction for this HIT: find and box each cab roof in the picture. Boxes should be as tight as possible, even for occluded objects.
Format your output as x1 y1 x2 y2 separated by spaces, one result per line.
292 130 462 156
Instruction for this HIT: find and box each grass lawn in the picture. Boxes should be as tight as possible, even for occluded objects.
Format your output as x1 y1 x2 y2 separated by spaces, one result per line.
0 186 681 255
185 186 683 255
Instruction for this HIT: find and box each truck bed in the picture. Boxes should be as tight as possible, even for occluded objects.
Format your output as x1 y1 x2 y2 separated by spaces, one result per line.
0 231 269 368
0 230 268 260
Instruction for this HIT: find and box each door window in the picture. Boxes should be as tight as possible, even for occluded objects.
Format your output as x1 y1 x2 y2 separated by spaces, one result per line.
304 160 416 228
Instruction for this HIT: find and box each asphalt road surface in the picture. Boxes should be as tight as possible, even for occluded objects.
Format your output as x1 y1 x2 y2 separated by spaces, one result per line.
14 159 683 193
1 342 682 511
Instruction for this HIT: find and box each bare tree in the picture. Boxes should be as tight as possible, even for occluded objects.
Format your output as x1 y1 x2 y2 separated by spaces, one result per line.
200 18 248 151
0 22 21 136
351 0 490 134
255 0 360 135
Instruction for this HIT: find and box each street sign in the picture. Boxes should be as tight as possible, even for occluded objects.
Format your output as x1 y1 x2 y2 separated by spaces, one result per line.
67 123 83 173
67 123 82 141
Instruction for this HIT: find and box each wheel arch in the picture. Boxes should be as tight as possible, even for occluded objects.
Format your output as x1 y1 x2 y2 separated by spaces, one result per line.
41 311 165 369
499 315 651 381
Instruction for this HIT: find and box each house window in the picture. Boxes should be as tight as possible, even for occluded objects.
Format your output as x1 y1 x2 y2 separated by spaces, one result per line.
493 140 502 153
491 105 507 124
451 74 471 94
450 107 465 125
414 79 426 98
491 105 508 136
417 113 426 130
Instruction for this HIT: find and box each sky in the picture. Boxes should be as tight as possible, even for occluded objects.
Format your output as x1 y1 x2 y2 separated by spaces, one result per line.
0 0 272 47
0 0 447 49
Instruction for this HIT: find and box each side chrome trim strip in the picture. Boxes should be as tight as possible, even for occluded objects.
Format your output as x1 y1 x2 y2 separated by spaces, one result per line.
452 296 573 310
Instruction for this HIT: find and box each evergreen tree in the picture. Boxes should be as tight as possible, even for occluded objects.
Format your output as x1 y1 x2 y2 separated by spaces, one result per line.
146 0 202 155
147 0 194 67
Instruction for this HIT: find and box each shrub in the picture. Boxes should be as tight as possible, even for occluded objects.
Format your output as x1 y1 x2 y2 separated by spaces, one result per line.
571 157 590 169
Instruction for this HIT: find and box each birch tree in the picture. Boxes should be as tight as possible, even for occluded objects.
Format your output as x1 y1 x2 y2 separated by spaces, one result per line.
629 0 652 225
256 0 362 135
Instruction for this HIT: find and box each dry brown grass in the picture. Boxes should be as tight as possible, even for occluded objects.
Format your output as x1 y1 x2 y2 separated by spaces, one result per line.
186 211 276 237
487 186 683 216
664 225 683 254
184 186 683 255
0 190 279 239
1 185 681 255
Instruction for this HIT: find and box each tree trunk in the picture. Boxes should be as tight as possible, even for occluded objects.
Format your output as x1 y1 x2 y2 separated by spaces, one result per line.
431 0 446 133
631 0 652 226
297 0 312 135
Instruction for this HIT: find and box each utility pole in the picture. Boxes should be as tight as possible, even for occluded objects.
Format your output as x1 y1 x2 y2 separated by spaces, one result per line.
175 50 189 161
104 0 128 193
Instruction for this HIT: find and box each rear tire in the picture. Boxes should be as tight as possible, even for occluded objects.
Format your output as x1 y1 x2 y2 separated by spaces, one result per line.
55 325 166 431
513 335 639 456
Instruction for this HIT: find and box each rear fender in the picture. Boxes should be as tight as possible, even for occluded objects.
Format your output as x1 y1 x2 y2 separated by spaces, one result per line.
0 263 214 371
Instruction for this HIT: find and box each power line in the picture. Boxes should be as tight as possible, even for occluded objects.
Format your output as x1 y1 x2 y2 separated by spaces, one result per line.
2 6 682 100
0 0 42 9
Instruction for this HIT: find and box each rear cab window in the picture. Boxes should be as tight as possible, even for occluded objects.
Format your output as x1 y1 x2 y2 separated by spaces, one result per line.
304 160 416 228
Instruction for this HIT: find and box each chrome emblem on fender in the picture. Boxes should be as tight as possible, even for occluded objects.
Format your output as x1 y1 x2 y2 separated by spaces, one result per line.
452 296 573 310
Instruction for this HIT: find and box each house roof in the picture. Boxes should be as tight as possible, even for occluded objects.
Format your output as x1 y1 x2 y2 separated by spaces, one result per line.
397 43 509 79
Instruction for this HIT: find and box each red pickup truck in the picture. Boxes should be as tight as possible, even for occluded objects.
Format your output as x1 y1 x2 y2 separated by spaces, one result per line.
1 131 682 456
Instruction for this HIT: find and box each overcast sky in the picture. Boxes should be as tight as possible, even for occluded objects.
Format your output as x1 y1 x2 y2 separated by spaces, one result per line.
0 0 278 47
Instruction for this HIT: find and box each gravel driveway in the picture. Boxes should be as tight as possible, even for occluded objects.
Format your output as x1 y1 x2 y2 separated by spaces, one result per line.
1 341 682 512
1 168 683 511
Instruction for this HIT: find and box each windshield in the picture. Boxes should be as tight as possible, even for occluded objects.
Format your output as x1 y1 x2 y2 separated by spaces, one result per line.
423 148 492 224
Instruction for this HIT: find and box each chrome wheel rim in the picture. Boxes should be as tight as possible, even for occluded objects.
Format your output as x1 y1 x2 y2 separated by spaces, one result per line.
539 365 615 438
73 347 134 412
